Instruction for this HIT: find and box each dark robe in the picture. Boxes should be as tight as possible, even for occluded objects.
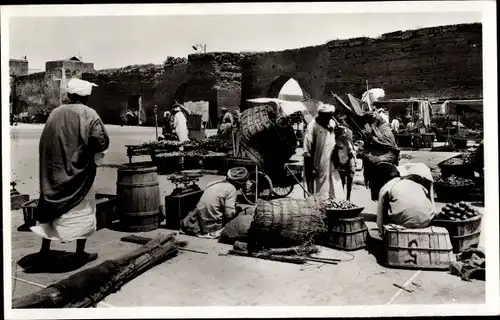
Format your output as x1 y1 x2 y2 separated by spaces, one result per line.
36 103 109 223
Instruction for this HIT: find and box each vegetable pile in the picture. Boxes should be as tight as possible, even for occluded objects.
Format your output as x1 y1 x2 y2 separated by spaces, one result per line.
443 157 464 165
435 201 481 221
436 175 475 186
132 136 233 156
323 199 358 210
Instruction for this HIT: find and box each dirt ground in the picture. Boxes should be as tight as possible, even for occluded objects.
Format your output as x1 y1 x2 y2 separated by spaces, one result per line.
8 124 485 307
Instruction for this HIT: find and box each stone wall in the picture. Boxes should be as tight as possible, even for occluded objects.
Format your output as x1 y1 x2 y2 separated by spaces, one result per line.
9 59 29 76
82 57 188 126
82 64 164 125
241 23 482 106
11 23 482 125
185 52 244 126
155 57 189 114
13 72 56 115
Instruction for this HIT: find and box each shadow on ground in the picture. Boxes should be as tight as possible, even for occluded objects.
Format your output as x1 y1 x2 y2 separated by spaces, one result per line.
18 251 93 274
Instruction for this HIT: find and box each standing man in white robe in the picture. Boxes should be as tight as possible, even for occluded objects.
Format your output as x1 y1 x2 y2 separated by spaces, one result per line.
172 106 190 142
303 103 345 200
31 78 109 264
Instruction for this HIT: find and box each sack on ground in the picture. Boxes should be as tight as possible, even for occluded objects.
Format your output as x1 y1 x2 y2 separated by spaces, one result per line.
218 214 254 245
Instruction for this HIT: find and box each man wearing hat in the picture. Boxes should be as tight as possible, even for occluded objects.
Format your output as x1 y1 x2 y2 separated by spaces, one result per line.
31 78 109 264
180 167 249 236
303 103 345 199
172 105 189 142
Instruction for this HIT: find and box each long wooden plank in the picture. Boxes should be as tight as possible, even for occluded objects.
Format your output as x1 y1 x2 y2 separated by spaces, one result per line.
13 234 177 309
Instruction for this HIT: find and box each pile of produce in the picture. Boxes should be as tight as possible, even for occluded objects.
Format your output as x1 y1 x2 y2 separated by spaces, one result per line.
322 199 358 210
436 175 475 186
442 157 464 165
132 136 233 157
434 202 481 221
399 154 414 160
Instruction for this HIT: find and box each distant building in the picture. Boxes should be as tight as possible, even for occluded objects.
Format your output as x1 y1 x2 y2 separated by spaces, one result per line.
10 56 95 117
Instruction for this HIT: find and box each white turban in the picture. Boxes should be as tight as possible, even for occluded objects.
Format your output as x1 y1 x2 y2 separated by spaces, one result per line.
67 78 98 96
227 167 249 184
317 103 335 114
397 162 434 182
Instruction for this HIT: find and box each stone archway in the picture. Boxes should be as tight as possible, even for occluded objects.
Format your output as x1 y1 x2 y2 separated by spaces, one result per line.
266 76 304 101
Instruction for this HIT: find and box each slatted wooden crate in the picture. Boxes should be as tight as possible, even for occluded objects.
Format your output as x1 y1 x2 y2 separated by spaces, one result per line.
383 225 455 270
324 216 368 251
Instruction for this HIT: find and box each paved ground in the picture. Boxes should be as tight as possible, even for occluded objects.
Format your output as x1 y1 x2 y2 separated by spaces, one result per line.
8 124 485 307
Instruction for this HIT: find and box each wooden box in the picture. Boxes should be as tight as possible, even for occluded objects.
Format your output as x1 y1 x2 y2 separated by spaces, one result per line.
383 225 455 270
432 215 482 253
95 193 117 230
165 188 204 230
20 199 38 229
187 114 203 129
11 194 30 211
324 216 368 251
19 194 117 231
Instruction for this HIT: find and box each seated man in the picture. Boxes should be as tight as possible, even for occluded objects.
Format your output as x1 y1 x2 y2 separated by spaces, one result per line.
181 167 249 236
375 162 436 237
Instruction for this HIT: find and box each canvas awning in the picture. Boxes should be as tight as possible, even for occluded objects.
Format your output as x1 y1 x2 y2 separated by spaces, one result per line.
441 100 483 114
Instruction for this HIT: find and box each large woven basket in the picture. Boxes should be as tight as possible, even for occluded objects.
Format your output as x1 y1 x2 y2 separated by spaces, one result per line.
246 196 327 253
239 105 296 170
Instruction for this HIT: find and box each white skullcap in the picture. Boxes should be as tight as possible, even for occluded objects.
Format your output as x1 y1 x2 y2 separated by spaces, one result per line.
317 103 335 114
67 78 98 96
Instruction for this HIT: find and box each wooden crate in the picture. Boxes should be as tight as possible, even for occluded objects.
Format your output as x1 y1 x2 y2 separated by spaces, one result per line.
165 188 204 230
324 216 368 251
20 199 38 229
95 193 117 230
11 194 30 211
20 194 117 231
432 215 482 253
187 114 203 129
383 225 455 270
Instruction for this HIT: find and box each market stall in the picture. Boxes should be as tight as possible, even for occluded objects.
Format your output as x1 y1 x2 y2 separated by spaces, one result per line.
436 99 483 150
373 99 435 149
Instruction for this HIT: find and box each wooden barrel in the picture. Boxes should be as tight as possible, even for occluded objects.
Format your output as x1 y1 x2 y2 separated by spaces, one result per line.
383 225 455 270
117 162 160 232
325 216 368 251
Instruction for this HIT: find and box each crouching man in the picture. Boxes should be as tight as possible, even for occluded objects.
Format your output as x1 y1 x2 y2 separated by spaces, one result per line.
181 167 249 236
374 162 436 237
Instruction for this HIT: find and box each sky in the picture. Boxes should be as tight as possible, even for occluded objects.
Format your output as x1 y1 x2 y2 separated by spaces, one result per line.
9 12 482 71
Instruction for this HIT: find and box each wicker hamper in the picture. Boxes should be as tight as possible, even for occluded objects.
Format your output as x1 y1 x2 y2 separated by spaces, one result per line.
247 196 327 253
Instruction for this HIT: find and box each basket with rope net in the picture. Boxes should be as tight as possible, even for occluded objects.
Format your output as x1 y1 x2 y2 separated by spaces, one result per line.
246 195 328 253
239 105 297 171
